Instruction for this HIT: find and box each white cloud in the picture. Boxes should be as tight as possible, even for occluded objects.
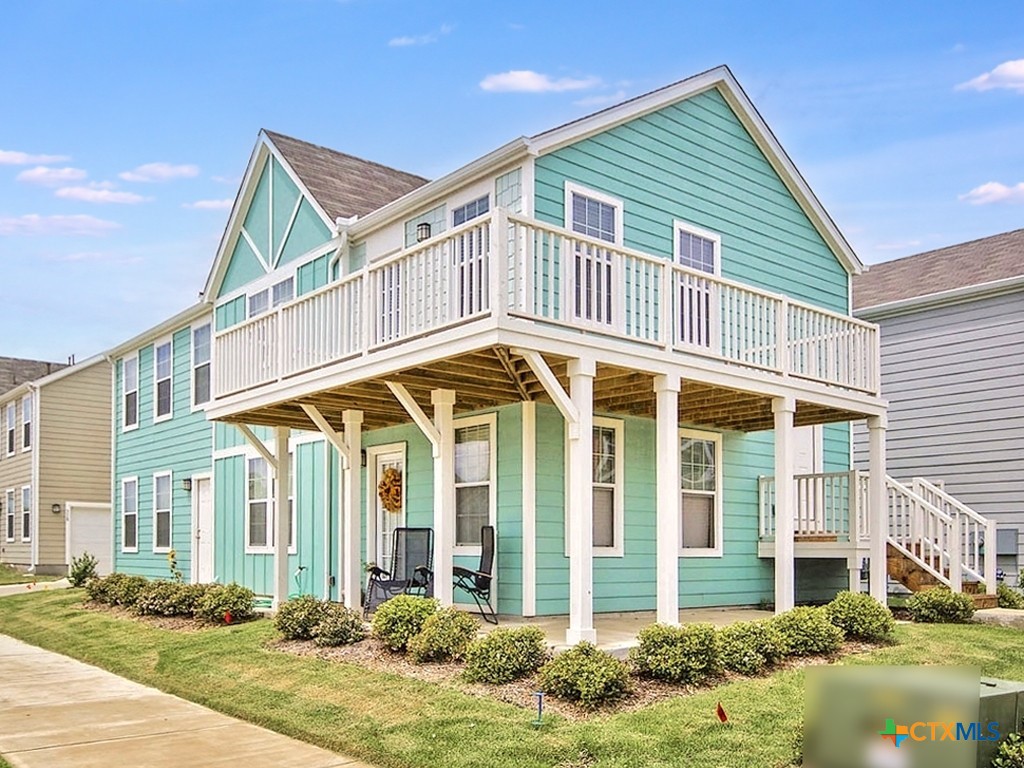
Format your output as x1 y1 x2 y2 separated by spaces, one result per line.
480 70 601 93
50 251 143 265
958 181 1024 205
16 166 88 186
0 150 70 165
0 214 121 236
388 23 452 47
119 162 200 182
573 89 628 108
55 186 149 204
950 43 966 54
956 59 1024 93
183 198 233 210
875 239 923 251
211 174 240 185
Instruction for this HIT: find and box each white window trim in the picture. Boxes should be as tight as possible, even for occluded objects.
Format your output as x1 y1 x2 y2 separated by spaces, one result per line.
562 417 625 558
564 181 624 246
121 476 139 554
453 412 497 557
5 402 15 457
245 455 273 555
153 337 174 424
20 484 31 542
214 242 336 311
679 427 724 558
122 353 140 432
152 471 173 554
4 488 14 543
190 320 213 412
451 194 490 227
673 219 722 276
20 395 32 452
241 446 299 556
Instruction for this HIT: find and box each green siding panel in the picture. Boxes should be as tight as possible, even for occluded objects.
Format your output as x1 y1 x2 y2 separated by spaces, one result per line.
534 87 850 314
279 199 331 266
214 296 245 331
271 158 300 259
243 165 271 264
219 237 265 298
296 254 330 297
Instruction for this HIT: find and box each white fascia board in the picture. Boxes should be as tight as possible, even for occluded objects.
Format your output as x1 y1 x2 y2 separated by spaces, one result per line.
856 275 1024 321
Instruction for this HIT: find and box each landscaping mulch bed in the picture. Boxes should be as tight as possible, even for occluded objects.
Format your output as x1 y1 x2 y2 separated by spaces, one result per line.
271 635 878 720
81 601 261 633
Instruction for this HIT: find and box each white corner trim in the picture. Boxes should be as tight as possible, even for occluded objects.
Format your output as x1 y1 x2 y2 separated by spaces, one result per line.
521 401 537 616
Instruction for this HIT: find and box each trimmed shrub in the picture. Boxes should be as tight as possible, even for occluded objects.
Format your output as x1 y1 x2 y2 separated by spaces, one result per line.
169 583 211 617
312 604 367 647
998 583 1024 610
538 642 630 709
195 583 256 624
992 731 1024 768
107 573 149 608
371 595 438 651
84 574 115 603
275 595 330 640
69 552 98 587
463 626 548 684
824 591 896 642
408 607 480 663
718 620 788 676
771 607 844 656
133 581 183 616
629 623 721 684
906 586 975 624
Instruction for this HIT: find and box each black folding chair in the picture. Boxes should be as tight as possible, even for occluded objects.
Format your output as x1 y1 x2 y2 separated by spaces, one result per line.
364 527 433 617
453 525 497 624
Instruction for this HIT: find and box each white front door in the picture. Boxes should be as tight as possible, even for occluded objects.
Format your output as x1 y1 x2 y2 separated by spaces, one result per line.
193 477 215 583
371 449 405 574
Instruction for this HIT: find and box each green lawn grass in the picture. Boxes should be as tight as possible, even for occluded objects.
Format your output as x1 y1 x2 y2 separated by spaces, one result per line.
0 564 60 585
1 591 1021 768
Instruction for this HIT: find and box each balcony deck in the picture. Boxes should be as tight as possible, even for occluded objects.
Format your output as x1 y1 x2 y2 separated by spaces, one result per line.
210 209 882 431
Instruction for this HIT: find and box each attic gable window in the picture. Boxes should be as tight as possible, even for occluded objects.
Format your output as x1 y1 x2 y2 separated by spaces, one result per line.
452 195 489 227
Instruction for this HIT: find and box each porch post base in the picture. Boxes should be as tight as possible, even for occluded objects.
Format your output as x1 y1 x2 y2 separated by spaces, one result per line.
565 627 597 646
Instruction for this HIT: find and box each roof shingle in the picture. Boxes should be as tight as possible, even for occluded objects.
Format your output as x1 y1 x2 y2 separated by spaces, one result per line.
853 228 1024 309
0 357 66 398
263 130 429 222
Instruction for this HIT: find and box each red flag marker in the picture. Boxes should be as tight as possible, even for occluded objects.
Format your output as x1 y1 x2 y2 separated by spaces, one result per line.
716 702 728 723
224 611 233 624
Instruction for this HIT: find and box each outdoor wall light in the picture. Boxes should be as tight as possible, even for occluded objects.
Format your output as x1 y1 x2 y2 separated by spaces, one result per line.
416 222 431 242
51 503 62 514
181 478 193 493
361 449 367 467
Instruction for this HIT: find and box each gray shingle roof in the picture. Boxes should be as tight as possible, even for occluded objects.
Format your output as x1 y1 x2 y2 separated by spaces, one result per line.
0 357 66 398
853 228 1024 309
263 130 429 222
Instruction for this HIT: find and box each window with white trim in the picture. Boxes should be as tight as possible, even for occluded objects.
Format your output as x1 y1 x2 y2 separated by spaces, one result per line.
5 403 14 455
565 183 622 327
673 221 721 349
4 489 14 542
123 356 139 429
21 485 31 541
122 478 138 552
192 324 212 407
452 195 489 226
675 223 719 275
592 419 624 554
679 429 723 556
154 340 173 421
247 457 270 550
21 395 32 450
454 416 495 549
569 186 620 244
153 472 172 552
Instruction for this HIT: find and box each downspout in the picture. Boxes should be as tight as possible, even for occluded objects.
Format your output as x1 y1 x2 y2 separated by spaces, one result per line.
106 355 116 575
28 382 40 571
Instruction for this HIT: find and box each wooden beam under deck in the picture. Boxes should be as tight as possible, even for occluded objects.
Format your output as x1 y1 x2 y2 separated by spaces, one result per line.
218 346 873 434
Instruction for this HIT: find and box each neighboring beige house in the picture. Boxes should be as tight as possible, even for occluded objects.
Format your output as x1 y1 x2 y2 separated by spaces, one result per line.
0 355 112 575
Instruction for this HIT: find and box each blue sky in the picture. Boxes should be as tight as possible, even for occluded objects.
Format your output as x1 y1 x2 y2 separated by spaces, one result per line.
1 1 1022 361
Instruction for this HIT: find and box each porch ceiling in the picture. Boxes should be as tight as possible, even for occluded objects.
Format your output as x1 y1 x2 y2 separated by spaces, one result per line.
218 347 865 433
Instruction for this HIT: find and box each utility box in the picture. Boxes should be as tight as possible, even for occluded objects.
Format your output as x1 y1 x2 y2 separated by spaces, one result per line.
978 677 1024 767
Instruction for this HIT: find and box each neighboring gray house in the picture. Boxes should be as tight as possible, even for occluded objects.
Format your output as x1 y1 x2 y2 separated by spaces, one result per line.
853 228 1024 581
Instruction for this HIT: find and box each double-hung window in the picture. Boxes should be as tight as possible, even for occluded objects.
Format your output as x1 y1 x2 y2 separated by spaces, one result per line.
21 395 32 450
452 195 489 226
247 457 270 550
5 403 15 455
679 429 723 556
592 419 624 555
192 324 212 407
454 415 495 551
565 183 622 327
20 486 31 541
123 356 139 430
153 472 172 552
674 221 721 349
4 489 14 542
154 340 173 421
122 478 138 552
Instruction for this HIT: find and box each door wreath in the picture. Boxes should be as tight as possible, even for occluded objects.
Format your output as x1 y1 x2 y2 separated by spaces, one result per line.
378 467 403 513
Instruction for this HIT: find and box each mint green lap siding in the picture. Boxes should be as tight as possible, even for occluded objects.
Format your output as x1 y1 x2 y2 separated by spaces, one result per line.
534 404 568 615
271 158 300 257
533 87 850 314
113 324 213 580
823 423 851 472
244 167 272 261
296 253 330 297
220 237 264 298
215 296 245 331
796 560 849 603
279 198 331 266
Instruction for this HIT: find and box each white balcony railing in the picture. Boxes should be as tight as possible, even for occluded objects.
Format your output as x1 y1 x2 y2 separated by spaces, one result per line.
759 470 870 542
215 208 880 398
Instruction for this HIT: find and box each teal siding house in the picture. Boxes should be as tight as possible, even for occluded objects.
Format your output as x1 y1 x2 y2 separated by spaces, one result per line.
116 66 936 644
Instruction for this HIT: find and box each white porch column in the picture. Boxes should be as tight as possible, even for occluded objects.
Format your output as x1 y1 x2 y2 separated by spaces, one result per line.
772 397 796 613
566 357 596 645
273 426 291 610
432 389 456 607
342 410 363 610
868 414 888 605
848 557 862 593
655 373 681 626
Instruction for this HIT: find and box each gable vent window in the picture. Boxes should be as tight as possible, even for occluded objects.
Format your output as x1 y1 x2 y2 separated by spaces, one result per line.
452 195 489 227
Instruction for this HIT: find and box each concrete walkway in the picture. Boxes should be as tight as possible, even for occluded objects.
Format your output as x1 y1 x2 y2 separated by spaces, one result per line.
0 635 372 768
0 578 71 598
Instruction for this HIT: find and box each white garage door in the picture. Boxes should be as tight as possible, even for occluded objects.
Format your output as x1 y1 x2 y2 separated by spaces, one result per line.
67 504 112 576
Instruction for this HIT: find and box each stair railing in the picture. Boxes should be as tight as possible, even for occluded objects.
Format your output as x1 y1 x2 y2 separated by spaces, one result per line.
912 478 996 593
885 476 962 592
